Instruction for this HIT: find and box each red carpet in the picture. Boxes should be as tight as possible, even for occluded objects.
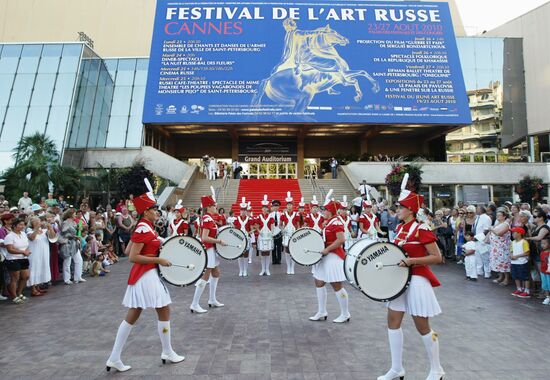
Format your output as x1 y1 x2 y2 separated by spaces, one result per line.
231 179 302 214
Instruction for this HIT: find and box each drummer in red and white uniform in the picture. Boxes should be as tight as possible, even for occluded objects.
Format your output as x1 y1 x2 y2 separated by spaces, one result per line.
257 195 275 276
338 195 353 251
310 189 351 323
359 195 386 240
234 197 252 277
306 195 324 232
297 197 309 228
246 202 255 264
106 179 184 373
378 174 444 380
189 187 227 313
281 192 300 275
169 200 188 237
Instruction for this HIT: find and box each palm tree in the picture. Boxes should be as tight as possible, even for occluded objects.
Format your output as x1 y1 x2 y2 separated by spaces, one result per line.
1 133 82 203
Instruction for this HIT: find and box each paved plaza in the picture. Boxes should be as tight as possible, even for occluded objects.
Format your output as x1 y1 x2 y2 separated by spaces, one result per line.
1 257 548 380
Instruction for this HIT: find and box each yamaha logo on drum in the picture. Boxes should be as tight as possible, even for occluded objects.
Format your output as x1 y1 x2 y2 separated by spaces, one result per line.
179 238 203 256
292 230 311 243
360 245 390 265
229 229 245 241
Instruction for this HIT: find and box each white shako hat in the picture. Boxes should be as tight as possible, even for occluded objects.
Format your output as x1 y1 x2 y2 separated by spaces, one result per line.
310 195 319 206
285 191 293 204
247 201 252 211
298 197 305 208
239 197 248 209
174 199 184 211
340 195 348 208
261 194 270 207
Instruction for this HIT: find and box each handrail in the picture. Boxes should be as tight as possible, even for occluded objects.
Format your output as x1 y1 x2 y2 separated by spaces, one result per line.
215 175 230 205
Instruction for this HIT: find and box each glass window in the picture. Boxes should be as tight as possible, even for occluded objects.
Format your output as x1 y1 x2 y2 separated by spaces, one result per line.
24 106 49 136
2 106 27 140
10 73 35 106
59 44 82 73
0 44 22 74
46 106 70 145
134 59 149 86
125 115 143 147
52 73 77 106
111 86 132 116
18 44 42 74
38 44 62 74
0 74 15 106
30 74 56 106
0 106 6 127
130 86 145 115
104 59 118 79
493 185 512 205
106 115 129 148
115 59 136 86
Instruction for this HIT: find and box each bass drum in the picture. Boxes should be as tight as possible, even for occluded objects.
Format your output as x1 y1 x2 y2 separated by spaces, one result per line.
344 238 377 288
352 241 412 302
216 226 248 260
158 236 208 287
288 228 324 266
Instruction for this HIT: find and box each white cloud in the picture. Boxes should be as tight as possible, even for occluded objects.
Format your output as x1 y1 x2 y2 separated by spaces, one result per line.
455 0 549 35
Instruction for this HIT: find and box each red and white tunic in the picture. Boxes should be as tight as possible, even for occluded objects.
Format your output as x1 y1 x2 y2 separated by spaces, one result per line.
201 213 220 268
338 214 353 250
313 216 347 283
359 212 379 240
257 213 275 251
307 212 325 232
169 217 188 237
234 215 253 246
281 211 299 247
387 219 442 317
122 219 171 309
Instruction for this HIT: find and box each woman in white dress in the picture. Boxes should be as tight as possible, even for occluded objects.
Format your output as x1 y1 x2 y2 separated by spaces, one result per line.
26 216 56 296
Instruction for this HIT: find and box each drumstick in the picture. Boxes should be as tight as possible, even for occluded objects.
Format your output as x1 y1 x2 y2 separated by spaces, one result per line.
304 249 323 254
225 244 243 249
374 262 402 270
171 264 196 270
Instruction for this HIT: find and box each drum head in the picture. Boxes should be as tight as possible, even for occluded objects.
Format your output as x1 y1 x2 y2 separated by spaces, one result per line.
288 228 324 266
158 236 207 287
216 227 247 260
344 238 376 284
354 242 412 302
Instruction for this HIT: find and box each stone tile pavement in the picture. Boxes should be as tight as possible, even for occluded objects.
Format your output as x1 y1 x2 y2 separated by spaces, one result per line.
0 256 548 379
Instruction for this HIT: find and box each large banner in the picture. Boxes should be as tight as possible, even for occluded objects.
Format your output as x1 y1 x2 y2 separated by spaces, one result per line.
143 0 471 124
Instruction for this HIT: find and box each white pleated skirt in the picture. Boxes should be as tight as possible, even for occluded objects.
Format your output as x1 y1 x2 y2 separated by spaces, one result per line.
206 247 220 269
122 269 172 309
313 253 346 283
387 275 441 318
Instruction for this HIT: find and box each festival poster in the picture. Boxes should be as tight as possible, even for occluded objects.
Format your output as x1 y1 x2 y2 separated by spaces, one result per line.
143 0 471 125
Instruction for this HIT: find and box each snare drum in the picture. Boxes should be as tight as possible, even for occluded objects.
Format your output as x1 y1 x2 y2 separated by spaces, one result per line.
344 238 376 287
346 240 411 302
282 226 296 247
258 231 274 252
288 228 324 266
158 236 208 287
216 226 248 260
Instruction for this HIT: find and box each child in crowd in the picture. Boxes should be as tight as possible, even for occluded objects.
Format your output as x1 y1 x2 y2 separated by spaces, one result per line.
540 237 550 305
90 253 107 277
82 235 92 274
462 232 477 281
510 227 531 299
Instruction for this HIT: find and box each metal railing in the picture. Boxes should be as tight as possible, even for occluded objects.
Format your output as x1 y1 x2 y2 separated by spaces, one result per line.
215 175 230 204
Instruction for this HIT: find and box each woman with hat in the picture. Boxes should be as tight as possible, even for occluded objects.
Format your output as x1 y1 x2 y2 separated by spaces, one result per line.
338 196 353 251
281 192 299 275
307 196 324 232
378 174 445 380
257 195 275 276
359 193 386 241
169 200 188 237
234 197 252 277
189 187 227 313
309 189 351 323
106 178 184 372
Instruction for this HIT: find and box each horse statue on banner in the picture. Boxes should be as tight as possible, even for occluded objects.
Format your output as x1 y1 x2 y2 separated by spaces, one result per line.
251 19 380 114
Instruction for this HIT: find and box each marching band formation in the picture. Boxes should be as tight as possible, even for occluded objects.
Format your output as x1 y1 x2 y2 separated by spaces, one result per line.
106 176 445 380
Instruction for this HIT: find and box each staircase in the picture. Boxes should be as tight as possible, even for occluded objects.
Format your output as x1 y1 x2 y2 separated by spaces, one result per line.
298 178 358 205
231 179 302 214
171 179 240 211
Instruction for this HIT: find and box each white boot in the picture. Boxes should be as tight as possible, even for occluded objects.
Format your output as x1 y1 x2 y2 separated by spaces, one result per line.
309 287 328 321
243 258 249 276
190 279 208 313
259 255 266 276
106 320 133 372
377 328 405 380
286 253 292 274
237 258 244 276
289 257 295 275
158 321 185 364
265 256 271 276
333 288 351 323
208 276 224 307
422 331 445 380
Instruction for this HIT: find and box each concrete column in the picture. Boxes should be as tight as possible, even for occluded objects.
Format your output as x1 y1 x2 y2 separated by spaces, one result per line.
297 135 304 179
428 185 433 210
231 133 238 161
360 135 369 157
490 185 494 203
